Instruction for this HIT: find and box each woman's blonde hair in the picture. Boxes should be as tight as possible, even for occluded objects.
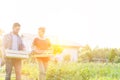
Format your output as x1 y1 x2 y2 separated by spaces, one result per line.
38 27 46 32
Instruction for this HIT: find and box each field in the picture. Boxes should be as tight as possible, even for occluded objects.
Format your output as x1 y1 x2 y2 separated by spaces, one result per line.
1 62 120 80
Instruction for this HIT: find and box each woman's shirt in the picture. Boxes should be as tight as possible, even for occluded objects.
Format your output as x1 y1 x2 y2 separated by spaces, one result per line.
33 37 51 50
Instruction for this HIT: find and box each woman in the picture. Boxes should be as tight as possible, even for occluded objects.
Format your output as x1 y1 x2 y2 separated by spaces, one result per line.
32 27 51 80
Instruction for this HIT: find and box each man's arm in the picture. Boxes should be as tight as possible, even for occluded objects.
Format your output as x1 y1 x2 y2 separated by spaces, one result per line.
3 34 8 49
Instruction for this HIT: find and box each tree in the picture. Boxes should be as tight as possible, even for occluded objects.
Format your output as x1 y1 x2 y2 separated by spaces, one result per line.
79 45 93 62
108 49 117 62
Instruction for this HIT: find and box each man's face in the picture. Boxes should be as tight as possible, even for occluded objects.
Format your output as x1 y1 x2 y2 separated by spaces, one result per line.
13 26 20 34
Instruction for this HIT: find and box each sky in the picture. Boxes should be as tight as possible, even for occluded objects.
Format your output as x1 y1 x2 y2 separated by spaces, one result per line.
0 0 120 48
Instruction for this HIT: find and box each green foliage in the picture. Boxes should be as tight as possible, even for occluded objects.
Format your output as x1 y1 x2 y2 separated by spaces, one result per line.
114 56 120 63
21 63 39 79
52 45 63 55
78 45 93 62
1 62 120 80
46 62 120 80
79 45 120 63
63 54 71 62
21 58 39 80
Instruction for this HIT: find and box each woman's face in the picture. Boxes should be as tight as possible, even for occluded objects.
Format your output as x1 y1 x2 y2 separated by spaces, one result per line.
38 29 45 37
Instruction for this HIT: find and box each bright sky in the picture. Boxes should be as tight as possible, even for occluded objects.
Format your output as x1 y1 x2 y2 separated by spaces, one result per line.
0 0 120 48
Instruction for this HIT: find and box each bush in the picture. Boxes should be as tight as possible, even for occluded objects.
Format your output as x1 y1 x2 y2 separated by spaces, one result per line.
1 61 120 80
114 56 120 63
108 49 117 62
46 62 120 80
21 59 39 80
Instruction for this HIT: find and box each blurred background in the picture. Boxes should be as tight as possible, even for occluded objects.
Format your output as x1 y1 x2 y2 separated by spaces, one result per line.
0 0 120 48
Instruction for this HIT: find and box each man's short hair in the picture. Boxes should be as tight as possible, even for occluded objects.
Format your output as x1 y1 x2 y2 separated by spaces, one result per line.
13 22 21 28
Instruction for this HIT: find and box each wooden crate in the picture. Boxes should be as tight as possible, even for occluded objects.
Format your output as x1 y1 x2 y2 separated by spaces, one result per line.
33 50 53 57
5 50 30 59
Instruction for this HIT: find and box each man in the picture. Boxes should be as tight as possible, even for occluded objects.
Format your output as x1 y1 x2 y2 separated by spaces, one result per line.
3 23 25 80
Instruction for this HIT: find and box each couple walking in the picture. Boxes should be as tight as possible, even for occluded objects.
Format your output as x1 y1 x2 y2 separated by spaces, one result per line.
2 22 51 80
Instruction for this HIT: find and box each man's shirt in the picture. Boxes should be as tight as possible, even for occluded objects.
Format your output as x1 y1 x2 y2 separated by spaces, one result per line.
11 33 19 50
